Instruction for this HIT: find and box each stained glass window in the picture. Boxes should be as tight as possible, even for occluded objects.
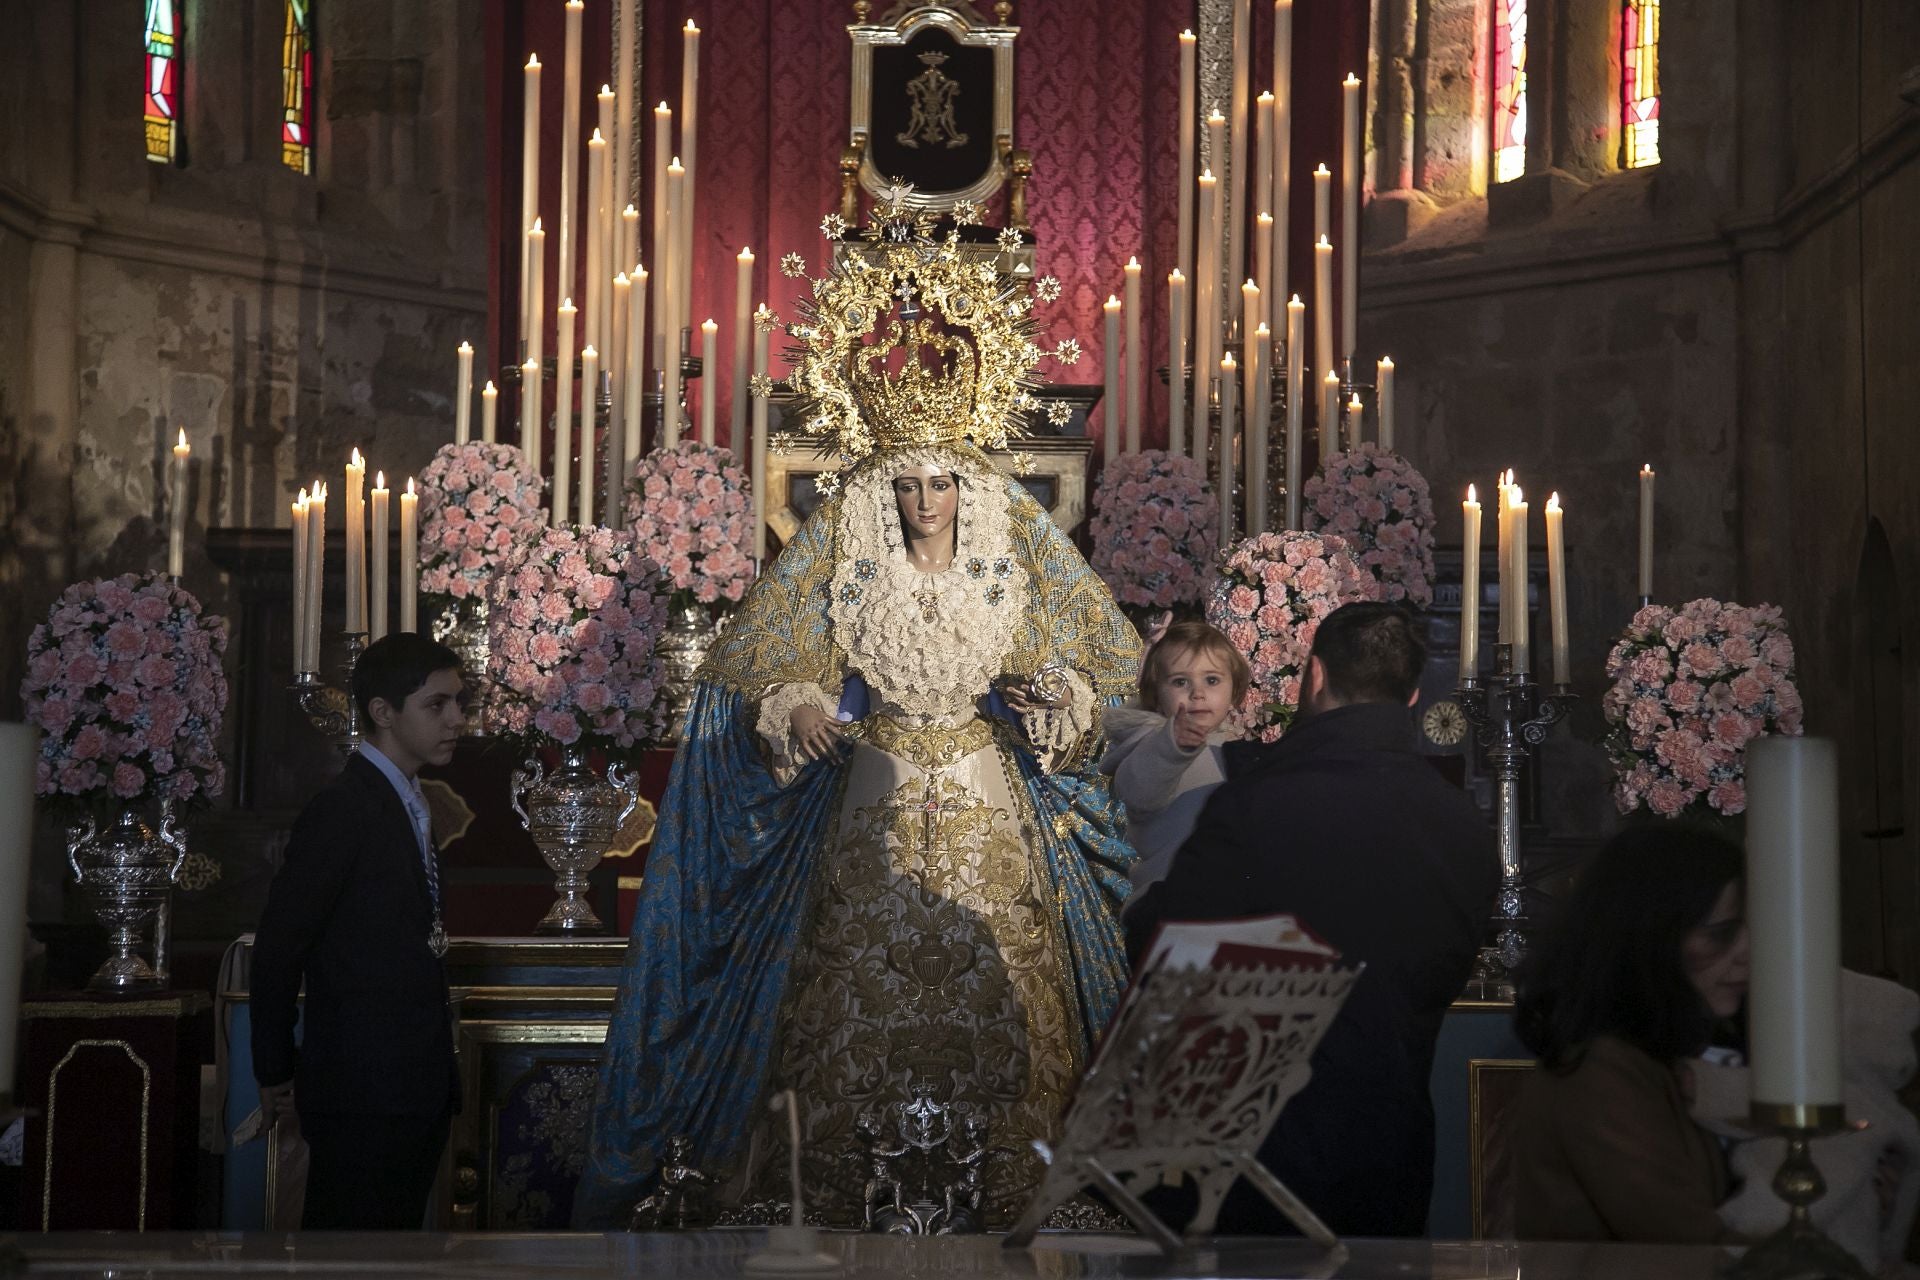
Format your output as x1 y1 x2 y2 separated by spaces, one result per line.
144 0 179 164
1492 0 1527 184
1622 0 1660 168
281 0 314 174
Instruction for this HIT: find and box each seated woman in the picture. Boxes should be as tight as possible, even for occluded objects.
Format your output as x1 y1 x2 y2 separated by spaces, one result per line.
1511 824 1748 1243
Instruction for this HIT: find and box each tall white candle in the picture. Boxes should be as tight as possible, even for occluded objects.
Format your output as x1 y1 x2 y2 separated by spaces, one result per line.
677 22 701 351
1253 212 1274 331
1241 279 1260 366
481 381 498 444
1168 270 1188 457
553 301 575 527
344 449 365 634
1177 31 1197 293
699 319 718 446
1511 486 1530 675
651 103 673 372
609 274 629 509
1313 236 1334 386
1746 736 1844 1110
0 721 37 1104
399 479 417 633
621 205 640 296
1123 257 1142 453
558 1 584 333
1313 164 1332 245
1229 0 1250 302
596 87 615 358
1102 295 1121 466
615 0 636 223
519 55 541 351
627 266 647 469
585 129 607 374
733 247 754 447
305 482 326 670
369 473 389 643
455 342 473 444
1460 485 1482 679
1272 0 1294 310
1254 93 1274 309
1284 296 1304 529
1639 464 1656 599
1341 73 1362 362
169 429 189 578
522 359 543 473
751 318 770 565
1192 172 1218 465
580 344 599 526
1497 474 1513 644
1545 492 1568 687
291 492 309 673
1320 371 1340 468
1219 352 1238 547
1376 355 1396 451
1249 322 1270 532
1207 112 1228 321
663 160 686 446
527 219 546 389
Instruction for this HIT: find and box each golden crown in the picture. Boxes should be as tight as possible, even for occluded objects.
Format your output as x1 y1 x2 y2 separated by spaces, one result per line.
759 185 1081 470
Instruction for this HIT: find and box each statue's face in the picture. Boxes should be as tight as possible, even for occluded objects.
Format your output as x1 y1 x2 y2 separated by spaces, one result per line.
892 465 959 543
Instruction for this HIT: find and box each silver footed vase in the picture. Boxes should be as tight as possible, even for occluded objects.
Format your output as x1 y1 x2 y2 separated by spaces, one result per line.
66 804 187 990
510 744 638 935
656 599 724 744
431 594 493 735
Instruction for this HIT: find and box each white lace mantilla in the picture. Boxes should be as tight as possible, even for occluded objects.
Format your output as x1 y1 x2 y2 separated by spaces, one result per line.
826 447 1029 721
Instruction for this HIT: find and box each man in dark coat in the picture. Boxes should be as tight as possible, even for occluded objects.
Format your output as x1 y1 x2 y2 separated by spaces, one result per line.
1124 602 1497 1238
251 633 467 1230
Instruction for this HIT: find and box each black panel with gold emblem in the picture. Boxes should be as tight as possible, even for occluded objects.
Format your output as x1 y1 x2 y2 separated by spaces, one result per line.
869 29 996 197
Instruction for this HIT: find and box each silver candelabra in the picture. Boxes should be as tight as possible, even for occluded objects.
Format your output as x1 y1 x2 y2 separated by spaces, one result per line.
291 631 367 757
1457 642 1575 994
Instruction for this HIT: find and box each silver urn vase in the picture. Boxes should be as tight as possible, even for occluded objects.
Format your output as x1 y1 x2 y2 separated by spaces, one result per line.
510 744 638 935
66 804 187 990
656 599 724 743
432 594 493 735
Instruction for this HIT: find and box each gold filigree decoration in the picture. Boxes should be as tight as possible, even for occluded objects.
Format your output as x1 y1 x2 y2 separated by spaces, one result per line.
1044 400 1072 427
1033 276 1062 304
779 252 808 278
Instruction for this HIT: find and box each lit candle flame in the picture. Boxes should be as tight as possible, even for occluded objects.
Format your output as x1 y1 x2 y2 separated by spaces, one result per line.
1467 483 1478 503
375 470 386 489
1548 491 1562 512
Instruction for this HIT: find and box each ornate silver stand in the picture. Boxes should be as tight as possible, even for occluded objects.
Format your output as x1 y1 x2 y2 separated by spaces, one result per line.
1457 643 1575 994
510 744 639 934
66 804 188 990
656 601 723 744
431 597 492 736
290 631 366 756
1724 1104 1873 1280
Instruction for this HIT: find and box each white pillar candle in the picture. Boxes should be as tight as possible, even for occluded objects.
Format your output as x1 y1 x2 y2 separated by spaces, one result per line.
527 219 546 388
1510 486 1530 674
609 275 629 508
558 1 583 329
399 479 417 633
1376 355 1395 451
1460 485 1482 679
305 482 326 670
554 302 575 526
1313 236 1334 388
1272 0 1294 309
596 87 615 359
0 722 37 1103
1192 172 1218 466
699 319 718 446
291 491 309 673
626 266 647 468
455 342 473 444
519 54 541 351
1168 269 1188 457
1497 473 1513 644
1253 212 1274 331
1123 257 1142 453
1313 164 1332 245
651 103 673 370
1249 322 1270 532
1639 463 1656 599
1241 279 1260 366
1219 352 1238 548
1341 73 1362 363
521 359 543 473
169 429 189 578
663 160 686 446
1746 736 1844 1110
579 344 599 526
621 205 640 296
481 381 498 444
1320 370 1340 467
1207 112 1228 325
585 129 607 374
615 0 636 222
1228 0 1250 302
1102 295 1121 466
1254 93 1273 308
1545 492 1568 687
369 473 389 643
751 319 770 565
732 247 754 447
1284 296 1304 529
1177 31 1197 292
1346 393 1363 451
343 450 365 634
677 22 701 352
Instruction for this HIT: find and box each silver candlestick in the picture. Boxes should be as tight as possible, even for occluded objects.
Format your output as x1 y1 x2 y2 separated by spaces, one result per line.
1457 642 1575 994
290 631 367 757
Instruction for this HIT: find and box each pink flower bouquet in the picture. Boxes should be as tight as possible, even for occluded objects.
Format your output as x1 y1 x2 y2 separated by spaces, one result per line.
1089 450 1220 611
22 572 228 803
1302 443 1437 607
1603 598 1804 819
621 441 756 607
485 525 671 750
1206 530 1381 741
418 442 546 601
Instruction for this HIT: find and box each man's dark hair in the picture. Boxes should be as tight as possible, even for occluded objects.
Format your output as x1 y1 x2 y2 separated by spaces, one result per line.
1307 602 1425 705
352 632 463 721
1514 825 1744 1071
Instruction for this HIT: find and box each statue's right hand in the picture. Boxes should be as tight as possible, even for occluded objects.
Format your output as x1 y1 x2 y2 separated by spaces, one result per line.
789 704 846 763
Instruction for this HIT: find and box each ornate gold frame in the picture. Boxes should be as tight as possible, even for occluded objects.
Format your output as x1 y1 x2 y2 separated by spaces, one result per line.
847 2 1018 211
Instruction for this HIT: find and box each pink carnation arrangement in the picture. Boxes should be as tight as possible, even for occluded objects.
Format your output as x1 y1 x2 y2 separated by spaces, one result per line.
1088 450 1221 610
1301 443 1437 607
1205 531 1381 742
418 442 546 601
485 525 671 750
21 572 228 803
1603 598 1804 819
621 441 756 607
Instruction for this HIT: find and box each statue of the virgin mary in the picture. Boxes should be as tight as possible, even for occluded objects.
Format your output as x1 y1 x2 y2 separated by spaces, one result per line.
574 198 1142 1229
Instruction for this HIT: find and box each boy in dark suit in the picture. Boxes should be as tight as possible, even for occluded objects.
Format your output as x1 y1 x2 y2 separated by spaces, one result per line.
251 633 466 1230
1125 602 1498 1238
